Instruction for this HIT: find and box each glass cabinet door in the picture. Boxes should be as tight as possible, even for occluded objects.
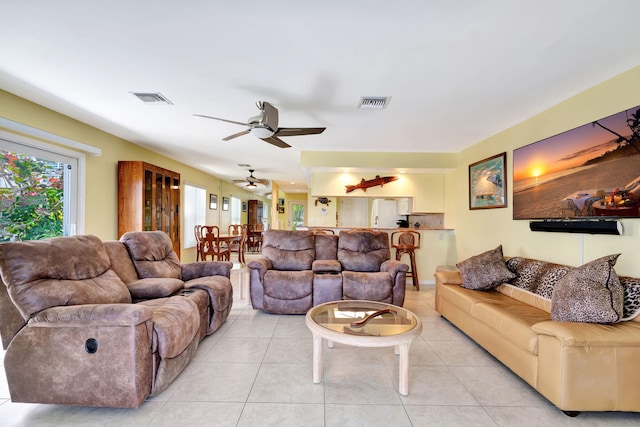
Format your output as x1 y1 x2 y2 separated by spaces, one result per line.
144 169 153 230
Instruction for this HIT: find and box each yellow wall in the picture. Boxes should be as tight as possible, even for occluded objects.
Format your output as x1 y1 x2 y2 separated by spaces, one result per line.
0 90 266 262
307 196 338 228
311 172 445 212
3 63 640 276
447 65 640 277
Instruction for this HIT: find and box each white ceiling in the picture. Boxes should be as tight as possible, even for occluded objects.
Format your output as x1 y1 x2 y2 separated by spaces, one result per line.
2 1 640 193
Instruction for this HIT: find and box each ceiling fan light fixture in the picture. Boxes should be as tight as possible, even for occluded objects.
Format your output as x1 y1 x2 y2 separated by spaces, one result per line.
246 183 257 189
250 127 275 139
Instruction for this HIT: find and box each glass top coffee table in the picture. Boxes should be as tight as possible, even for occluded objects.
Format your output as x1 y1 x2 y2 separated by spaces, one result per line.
305 300 423 396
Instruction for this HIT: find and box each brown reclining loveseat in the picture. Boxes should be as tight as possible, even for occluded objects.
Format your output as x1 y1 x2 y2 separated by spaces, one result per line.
248 229 408 314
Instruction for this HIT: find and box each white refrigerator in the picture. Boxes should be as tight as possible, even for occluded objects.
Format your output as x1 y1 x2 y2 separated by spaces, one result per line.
371 199 401 228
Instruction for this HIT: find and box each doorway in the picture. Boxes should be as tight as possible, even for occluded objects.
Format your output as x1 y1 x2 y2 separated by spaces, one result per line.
288 200 306 230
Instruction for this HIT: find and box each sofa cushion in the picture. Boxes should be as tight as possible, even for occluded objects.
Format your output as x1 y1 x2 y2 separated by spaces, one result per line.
103 240 140 284
438 283 515 314
496 284 552 313
337 229 390 272
472 301 550 355
342 271 393 303
120 231 182 280
551 254 624 323
263 270 313 314
314 233 339 260
263 270 313 300
457 245 515 290
0 235 132 318
138 296 200 359
261 230 315 271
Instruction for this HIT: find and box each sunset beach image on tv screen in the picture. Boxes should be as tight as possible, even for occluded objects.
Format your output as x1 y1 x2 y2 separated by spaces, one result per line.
513 105 640 220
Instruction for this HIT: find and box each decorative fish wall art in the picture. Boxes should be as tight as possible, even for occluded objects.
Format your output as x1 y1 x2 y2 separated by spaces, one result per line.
345 175 398 193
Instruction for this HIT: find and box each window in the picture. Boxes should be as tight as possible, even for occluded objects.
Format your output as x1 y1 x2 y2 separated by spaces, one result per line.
183 184 206 248
0 132 83 241
231 196 241 224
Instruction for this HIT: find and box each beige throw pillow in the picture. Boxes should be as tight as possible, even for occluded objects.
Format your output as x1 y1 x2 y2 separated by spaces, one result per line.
550 254 623 323
457 245 516 290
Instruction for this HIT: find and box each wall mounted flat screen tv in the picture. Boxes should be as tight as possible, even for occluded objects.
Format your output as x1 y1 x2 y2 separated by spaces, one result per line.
513 105 640 220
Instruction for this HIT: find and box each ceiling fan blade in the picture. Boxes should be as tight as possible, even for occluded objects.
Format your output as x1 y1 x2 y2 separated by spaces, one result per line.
232 179 246 184
257 179 271 186
193 114 248 127
262 136 291 148
223 129 250 141
274 127 326 137
262 101 279 131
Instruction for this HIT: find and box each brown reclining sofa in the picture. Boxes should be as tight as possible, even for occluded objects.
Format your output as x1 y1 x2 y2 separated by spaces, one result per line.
0 231 233 408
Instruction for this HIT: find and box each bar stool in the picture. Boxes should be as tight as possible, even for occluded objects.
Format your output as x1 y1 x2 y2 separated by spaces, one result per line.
391 230 421 291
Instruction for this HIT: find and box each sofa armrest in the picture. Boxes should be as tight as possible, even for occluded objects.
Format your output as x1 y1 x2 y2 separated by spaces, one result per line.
128 278 184 300
6 303 154 408
531 320 640 347
29 304 153 327
248 258 272 276
434 267 463 285
381 259 409 277
181 261 233 281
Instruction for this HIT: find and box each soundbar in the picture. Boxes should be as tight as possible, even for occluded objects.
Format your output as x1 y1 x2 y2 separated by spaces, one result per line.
529 220 622 235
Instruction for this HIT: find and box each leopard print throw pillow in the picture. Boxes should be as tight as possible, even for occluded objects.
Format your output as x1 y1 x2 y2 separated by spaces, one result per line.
551 254 623 323
457 245 516 291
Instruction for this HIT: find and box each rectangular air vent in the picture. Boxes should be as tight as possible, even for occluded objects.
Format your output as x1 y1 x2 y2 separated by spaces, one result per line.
358 96 391 110
131 92 173 105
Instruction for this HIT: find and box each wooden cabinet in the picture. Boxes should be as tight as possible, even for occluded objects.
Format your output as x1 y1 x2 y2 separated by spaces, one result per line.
247 199 263 226
118 161 181 257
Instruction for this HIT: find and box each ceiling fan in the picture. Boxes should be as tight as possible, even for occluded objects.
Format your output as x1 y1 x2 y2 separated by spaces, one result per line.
232 169 270 189
194 101 325 148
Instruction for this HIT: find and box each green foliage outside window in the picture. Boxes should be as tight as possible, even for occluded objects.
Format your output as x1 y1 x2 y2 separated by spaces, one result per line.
291 204 304 230
0 151 64 242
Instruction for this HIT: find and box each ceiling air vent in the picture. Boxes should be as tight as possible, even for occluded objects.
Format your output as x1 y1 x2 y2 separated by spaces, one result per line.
131 92 173 105
358 96 391 110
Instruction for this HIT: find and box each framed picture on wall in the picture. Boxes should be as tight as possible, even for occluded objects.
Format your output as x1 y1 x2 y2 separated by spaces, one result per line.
278 206 285 214
222 197 229 211
209 194 217 210
242 202 247 212
469 152 507 210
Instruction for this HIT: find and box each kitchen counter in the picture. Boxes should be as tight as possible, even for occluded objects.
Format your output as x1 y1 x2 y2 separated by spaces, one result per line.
303 226 454 231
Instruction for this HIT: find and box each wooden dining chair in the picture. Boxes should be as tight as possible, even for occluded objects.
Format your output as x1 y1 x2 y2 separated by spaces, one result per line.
228 224 249 264
200 225 230 261
246 224 261 253
194 225 204 261
312 228 335 234
228 224 241 239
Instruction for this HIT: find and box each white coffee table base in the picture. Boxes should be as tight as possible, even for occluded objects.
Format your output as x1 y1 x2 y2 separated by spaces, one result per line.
306 302 422 396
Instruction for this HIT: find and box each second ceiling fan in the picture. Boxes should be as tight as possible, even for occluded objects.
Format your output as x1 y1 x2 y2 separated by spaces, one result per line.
194 101 325 148
232 169 270 189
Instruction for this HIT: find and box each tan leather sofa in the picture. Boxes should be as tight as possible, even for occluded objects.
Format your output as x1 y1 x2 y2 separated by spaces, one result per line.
435 262 640 415
0 231 233 408
248 229 408 314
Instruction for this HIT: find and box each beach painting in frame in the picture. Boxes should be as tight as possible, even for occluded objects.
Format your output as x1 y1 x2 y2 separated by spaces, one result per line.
469 152 507 210
513 105 640 220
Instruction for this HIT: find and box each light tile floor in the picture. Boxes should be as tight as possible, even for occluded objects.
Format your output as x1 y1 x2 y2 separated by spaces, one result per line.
1 263 640 426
